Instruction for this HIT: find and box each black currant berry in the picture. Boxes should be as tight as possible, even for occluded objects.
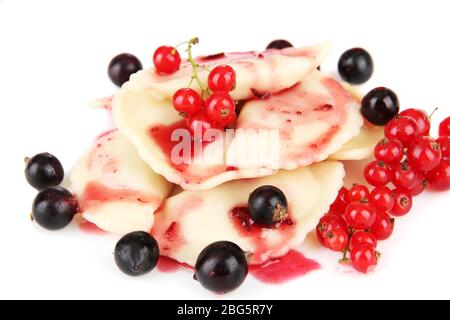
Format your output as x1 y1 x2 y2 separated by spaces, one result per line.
266 39 293 50
338 48 374 84
32 187 78 230
248 185 288 227
114 231 159 276
361 87 400 126
108 53 142 87
194 241 248 294
25 153 64 190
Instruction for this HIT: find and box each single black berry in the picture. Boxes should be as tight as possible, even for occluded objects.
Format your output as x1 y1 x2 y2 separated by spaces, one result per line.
266 39 293 50
32 187 78 230
114 231 159 276
25 153 64 190
108 53 142 87
248 185 288 227
338 48 374 84
194 241 248 294
361 87 400 126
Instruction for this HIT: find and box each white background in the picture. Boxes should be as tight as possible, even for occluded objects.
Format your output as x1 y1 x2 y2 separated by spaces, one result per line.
1 0 449 300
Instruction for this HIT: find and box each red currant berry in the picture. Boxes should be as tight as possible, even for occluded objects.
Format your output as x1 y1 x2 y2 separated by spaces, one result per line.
153 46 181 75
350 243 378 274
323 228 349 252
316 214 348 239
370 186 394 212
345 201 376 230
370 211 395 240
316 228 327 247
187 112 216 140
349 231 377 251
205 92 236 127
390 189 413 216
407 136 442 172
399 108 430 136
347 184 370 203
208 65 236 92
328 187 348 216
407 173 427 196
437 136 450 160
374 138 404 165
316 214 348 248
364 161 390 186
391 161 419 190
384 116 419 146
439 117 450 137
426 160 450 191
172 88 202 115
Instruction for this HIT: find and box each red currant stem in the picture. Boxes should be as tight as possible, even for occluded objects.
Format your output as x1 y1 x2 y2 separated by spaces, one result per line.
188 76 195 88
429 107 439 120
185 37 210 98
375 251 381 261
339 228 355 264
339 247 350 264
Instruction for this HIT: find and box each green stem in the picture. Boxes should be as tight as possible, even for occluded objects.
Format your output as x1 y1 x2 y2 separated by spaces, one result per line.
339 228 355 264
185 37 210 98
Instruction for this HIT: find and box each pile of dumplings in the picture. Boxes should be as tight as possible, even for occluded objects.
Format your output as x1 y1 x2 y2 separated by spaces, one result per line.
70 43 383 266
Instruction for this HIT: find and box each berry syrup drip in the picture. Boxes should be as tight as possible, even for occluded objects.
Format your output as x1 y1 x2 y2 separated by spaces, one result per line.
88 129 119 171
157 256 194 273
152 198 203 256
148 121 230 185
148 120 215 171
238 75 353 167
79 220 106 234
250 250 320 284
80 181 158 210
229 206 296 264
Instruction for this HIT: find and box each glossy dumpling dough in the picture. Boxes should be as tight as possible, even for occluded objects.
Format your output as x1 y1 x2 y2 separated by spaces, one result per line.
228 70 363 169
152 161 344 266
330 82 384 161
330 124 384 160
113 44 332 190
69 130 172 234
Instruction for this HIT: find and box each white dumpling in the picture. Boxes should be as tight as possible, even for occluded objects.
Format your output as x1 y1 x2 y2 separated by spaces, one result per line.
69 130 172 234
227 70 363 170
330 124 384 160
151 161 344 266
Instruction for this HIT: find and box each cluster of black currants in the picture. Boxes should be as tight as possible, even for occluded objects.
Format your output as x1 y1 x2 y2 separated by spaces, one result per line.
114 232 249 295
25 153 78 230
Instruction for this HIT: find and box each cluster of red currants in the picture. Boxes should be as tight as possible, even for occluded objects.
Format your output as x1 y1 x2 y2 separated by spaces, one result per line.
172 65 237 138
317 110 450 274
152 43 237 139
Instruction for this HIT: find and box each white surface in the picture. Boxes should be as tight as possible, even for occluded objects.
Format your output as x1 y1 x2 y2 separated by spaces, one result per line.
1 0 449 300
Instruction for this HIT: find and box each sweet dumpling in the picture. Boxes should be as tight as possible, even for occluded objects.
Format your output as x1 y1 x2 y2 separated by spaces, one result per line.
227 70 363 170
152 161 344 266
69 130 172 234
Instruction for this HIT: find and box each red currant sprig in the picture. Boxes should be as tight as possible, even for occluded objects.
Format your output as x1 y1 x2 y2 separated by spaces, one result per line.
164 37 238 138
